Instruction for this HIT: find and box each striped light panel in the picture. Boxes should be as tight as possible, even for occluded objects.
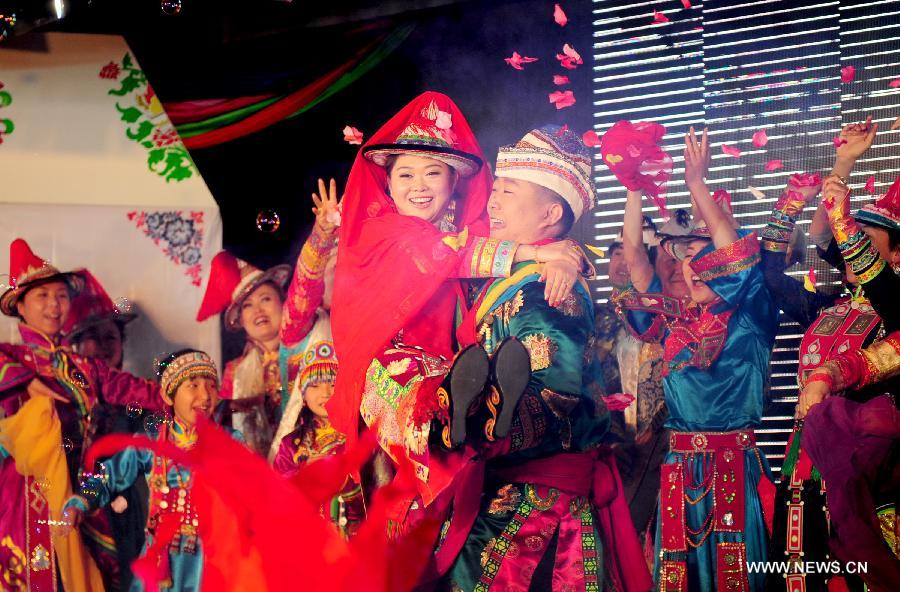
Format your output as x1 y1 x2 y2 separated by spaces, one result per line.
583 0 900 473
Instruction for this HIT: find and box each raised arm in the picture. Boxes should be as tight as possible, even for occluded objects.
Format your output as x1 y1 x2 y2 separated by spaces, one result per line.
281 179 339 347
684 127 737 248
623 189 654 292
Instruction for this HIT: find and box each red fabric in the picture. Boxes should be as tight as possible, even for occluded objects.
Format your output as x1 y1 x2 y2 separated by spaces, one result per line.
600 120 673 215
87 420 441 592
8 238 48 285
165 95 275 125
328 91 491 449
181 41 377 150
196 251 242 322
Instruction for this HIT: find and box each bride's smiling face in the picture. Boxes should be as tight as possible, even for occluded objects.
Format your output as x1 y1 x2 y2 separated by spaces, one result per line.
386 154 458 225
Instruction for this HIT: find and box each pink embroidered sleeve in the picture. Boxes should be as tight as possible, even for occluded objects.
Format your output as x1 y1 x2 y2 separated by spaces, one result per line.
453 237 518 278
93 359 164 414
280 224 337 347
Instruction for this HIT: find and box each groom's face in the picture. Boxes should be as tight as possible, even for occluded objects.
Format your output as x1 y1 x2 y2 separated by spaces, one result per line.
487 177 553 244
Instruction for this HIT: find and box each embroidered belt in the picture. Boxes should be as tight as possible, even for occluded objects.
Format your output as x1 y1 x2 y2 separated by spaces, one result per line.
669 430 755 453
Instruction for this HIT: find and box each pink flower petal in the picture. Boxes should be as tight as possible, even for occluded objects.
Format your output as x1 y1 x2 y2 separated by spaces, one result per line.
889 78 900 88
555 43 583 70
549 90 576 110
865 175 876 194
582 130 601 148
556 124 570 137
840 65 855 83
751 129 768 148
721 144 742 158
504 51 538 70
712 189 731 207
765 159 783 171
601 393 635 412
681 0 691 7
833 136 847 148
748 186 766 199
653 10 669 24
342 125 363 145
554 3 568 27
553 74 570 85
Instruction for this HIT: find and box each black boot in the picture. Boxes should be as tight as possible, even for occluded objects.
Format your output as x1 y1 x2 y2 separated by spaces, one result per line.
487 338 531 440
434 344 490 449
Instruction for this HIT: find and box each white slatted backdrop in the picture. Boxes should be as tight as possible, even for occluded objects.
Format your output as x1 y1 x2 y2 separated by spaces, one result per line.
582 0 900 474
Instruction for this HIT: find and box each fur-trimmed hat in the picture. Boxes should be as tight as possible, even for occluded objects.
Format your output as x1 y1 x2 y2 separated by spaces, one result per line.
855 176 900 232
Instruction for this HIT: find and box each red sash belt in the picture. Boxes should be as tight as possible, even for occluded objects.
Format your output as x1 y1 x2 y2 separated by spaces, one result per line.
432 449 652 592
668 429 755 453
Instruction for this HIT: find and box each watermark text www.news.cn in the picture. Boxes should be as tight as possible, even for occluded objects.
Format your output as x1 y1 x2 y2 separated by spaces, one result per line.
746 561 868 575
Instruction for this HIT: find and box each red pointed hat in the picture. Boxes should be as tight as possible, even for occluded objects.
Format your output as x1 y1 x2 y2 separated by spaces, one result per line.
1 238 84 317
196 251 290 331
855 175 900 232
62 268 137 339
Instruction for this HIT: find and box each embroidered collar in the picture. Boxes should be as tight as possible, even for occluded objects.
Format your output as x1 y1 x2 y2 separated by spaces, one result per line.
18 323 64 354
169 416 199 450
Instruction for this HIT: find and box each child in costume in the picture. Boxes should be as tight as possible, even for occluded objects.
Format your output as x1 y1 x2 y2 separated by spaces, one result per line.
0 238 162 592
63 349 241 592
329 91 588 522
196 185 337 458
616 128 778 591
272 341 365 539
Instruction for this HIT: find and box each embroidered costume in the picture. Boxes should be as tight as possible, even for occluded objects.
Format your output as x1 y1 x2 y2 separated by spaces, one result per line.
439 126 650 592
759 174 889 592
619 230 778 592
330 92 524 514
0 239 161 592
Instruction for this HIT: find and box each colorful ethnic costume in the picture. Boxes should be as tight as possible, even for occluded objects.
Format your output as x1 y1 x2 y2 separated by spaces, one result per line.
330 92 525 518
436 126 650 592
797 177 900 591
65 351 239 592
272 341 365 539
0 239 162 592
196 230 334 457
759 173 888 591
618 229 778 592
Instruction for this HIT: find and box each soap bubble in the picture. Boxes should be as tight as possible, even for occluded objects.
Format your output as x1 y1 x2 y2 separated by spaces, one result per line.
256 210 281 233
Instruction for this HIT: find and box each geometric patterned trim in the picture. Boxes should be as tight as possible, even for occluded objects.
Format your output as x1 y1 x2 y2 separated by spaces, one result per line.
691 232 760 283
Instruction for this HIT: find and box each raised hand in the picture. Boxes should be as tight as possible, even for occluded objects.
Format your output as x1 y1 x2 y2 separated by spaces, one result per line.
312 178 341 235
836 116 878 161
821 174 851 211
683 127 710 190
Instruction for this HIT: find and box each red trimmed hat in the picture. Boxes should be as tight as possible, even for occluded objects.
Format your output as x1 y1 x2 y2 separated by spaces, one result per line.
855 176 900 232
363 96 483 178
0 238 84 317
196 251 290 331
62 268 136 339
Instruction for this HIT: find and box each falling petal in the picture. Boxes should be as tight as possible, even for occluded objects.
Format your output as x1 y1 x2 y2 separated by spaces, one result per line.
840 65 856 83
752 129 768 148
504 51 539 70
553 74 570 85
553 3 568 27
582 130 601 148
342 126 364 145
889 79 900 88
721 144 742 158
601 393 635 412
555 43 583 70
865 175 876 194
712 189 731 208
555 124 570 137
765 159 783 171
804 268 817 293
748 186 766 199
681 0 691 7
549 90 576 110
653 10 669 24
833 136 847 148
585 244 606 258
892 117 900 131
